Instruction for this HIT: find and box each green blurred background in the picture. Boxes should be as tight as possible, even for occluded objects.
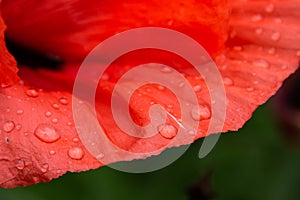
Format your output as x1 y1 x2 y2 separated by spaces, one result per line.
1 101 300 200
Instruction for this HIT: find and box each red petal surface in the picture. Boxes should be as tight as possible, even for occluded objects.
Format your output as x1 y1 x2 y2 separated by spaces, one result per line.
0 0 300 188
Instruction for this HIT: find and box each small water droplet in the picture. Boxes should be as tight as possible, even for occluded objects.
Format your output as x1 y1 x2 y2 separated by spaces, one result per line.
274 18 282 24
56 169 62 174
68 147 84 160
230 30 237 38
255 28 263 35
52 103 59 109
101 73 110 81
191 105 211 121
1 83 10 88
160 66 172 73
157 85 165 91
41 163 49 173
6 108 10 113
233 46 243 51
187 130 195 135
15 124 22 130
67 122 73 126
26 89 39 97
223 77 234 86
267 47 276 55
15 159 25 170
251 14 263 22
19 80 24 86
16 109 24 115
246 87 254 91
3 121 15 132
253 59 270 68
51 118 58 124
271 32 281 41
49 150 56 155
72 137 79 143
96 153 104 160
296 50 300 57
281 65 288 70
45 111 52 117
193 85 202 92
158 124 177 139
34 124 60 143
265 3 275 13
59 97 68 105
253 80 259 85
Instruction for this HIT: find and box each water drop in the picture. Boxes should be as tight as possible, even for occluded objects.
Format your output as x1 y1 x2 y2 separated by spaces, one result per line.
56 169 62 174
253 59 270 68
271 32 281 41
265 3 275 13
16 109 24 115
67 122 73 126
274 18 282 24
26 89 39 97
233 46 243 51
49 150 56 155
15 159 25 170
1 83 9 88
3 121 15 132
281 65 288 70
15 124 22 130
223 77 234 86
267 47 276 55
41 163 49 173
251 14 263 22
191 105 211 121
96 153 104 160
51 118 58 124
247 87 254 91
52 103 59 109
193 85 202 92
160 66 172 73
72 137 79 143
157 85 165 91
68 147 84 160
45 111 52 117
158 124 177 139
296 50 300 57
59 97 68 105
255 28 263 35
34 123 60 143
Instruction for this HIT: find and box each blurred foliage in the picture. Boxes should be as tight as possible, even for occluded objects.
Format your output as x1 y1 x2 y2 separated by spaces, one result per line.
1 101 300 200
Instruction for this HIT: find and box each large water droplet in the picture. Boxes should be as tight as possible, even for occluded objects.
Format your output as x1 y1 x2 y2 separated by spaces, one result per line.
3 121 15 132
26 89 39 97
34 124 60 143
191 105 211 121
68 147 84 160
15 159 25 170
41 163 49 173
59 97 68 105
157 124 177 139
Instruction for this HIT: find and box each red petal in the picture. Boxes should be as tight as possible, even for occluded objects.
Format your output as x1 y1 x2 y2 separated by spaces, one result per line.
0 0 299 188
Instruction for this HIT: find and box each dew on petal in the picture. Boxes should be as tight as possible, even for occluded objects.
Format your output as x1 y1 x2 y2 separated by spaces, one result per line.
247 87 254 91
45 111 52 117
15 124 22 130
68 147 84 160
265 3 275 13
255 28 263 35
296 50 300 57
96 153 104 160
16 109 24 115
233 46 243 51
251 14 263 22
72 137 79 143
157 85 165 91
193 85 202 92
51 118 58 124
223 77 234 86
52 103 59 109
191 105 211 121
157 124 177 139
49 150 56 155
34 124 60 143
3 121 15 132
160 66 173 73
15 159 25 170
41 163 49 173
26 89 39 97
267 47 276 55
271 32 281 41
253 59 270 68
59 97 68 105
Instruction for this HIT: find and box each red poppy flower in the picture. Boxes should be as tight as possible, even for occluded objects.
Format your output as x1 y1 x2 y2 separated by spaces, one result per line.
0 0 299 188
